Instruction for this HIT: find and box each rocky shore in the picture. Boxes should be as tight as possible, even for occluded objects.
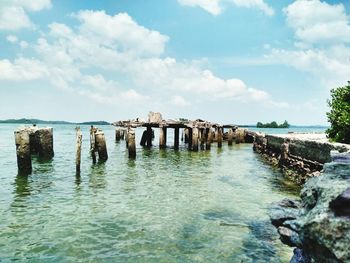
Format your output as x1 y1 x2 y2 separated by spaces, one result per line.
269 152 350 262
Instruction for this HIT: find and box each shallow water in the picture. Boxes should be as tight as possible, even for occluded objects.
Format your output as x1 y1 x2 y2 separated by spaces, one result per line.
0 124 300 262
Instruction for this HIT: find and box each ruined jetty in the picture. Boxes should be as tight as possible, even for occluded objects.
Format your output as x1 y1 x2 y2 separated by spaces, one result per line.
112 112 249 158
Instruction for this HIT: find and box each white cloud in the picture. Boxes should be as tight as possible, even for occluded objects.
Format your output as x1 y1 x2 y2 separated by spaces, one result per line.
232 0 274 16
171 95 190 106
0 58 48 80
178 0 221 15
0 0 52 31
178 0 274 16
6 35 18 43
284 0 350 45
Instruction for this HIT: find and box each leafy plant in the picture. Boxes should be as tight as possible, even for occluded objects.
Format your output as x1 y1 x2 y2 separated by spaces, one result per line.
326 83 350 143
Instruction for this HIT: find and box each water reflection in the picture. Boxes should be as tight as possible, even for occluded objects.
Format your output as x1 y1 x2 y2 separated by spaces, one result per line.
89 162 107 190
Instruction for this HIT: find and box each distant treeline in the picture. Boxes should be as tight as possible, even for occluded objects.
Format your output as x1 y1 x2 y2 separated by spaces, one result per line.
256 120 290 128
0 118 110 125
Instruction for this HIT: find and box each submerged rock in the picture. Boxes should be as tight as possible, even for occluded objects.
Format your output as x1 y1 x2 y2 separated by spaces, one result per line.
270 152 350 262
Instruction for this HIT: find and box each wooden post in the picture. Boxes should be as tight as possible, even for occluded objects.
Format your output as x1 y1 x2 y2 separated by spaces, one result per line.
115 129 121 141
228 128 233 146
235 128 245 144
75 127 82 174
128 128 136 159
95 130 108 162
174 127 180 150
159 126 167 148
192 127 199 151
217 127 223 148
206 128 212 150
200 129 205 150
188 128 193 150
35 128 54 159
15 129 32 174
90 126 97 164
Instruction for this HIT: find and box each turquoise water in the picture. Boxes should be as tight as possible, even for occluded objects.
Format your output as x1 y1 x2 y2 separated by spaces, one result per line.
249 127 327 134
0 124 300 262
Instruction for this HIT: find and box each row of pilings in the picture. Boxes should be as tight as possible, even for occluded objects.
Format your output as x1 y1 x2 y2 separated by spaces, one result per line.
14 122 253 175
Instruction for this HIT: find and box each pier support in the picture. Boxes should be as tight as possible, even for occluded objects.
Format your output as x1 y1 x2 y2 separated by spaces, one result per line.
174 127 180 150
95 130 108 162
128 128 136 159
200 129 205 150
235 128 245 144
217 127 223 148
36 128 54 159
115 129 121 142
159 127 167 148
76 127 82 174
90 126 97 164
184 128 189 144
146 126 152 147
192 128 199 151
228 128 234 146
206 128 212 150
15 130 32 174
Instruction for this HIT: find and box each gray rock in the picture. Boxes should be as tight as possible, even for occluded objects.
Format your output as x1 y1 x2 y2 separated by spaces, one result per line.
290 248 311 263
329 187 350 216
278 226 301 247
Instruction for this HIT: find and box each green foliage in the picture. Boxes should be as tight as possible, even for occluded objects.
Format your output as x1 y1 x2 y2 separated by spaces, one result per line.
256 120 290 128
326 84 350 143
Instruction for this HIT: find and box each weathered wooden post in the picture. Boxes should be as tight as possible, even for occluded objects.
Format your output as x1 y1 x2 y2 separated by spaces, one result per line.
15 129 32 174
200 129 205 150
174 127 180 150
206 128 212 150
159 126 167 148
128 128 136 159
36 128 54 159
192 127 199 151
90 126 97 164
217 127 223 148
279 140 289 166
115 129 121 142
95 130 108 162
188 128 193 150
228 128 234 146
146 126 152 147
75 127 82 174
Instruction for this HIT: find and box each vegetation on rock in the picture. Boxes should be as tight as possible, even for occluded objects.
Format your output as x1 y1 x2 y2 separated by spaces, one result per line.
326 83 350 144
256 120 290 128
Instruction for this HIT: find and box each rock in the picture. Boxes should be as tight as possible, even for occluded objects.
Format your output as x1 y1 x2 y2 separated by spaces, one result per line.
270 199 301 227
329 187 350 217
290 248 311 263
278 226 301 247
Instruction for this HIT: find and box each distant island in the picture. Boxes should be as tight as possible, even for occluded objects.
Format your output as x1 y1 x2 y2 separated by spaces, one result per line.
256 120 290 128
0 118 111 125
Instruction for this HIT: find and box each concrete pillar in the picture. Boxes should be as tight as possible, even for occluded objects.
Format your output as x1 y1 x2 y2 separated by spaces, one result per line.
200 129 205 150
184 128 189 144
188 128 193 150
35 128 54 159
217 127 223 148
206 128 212 150
192 127 199 151
115 129 121 141
279 140 289 165
76 127 82 174
128 128 136 159
95 130 108 162
174 127 180 150
228 128 234 146
235 128 245 144
140 130 147 146
146 126 152 147
159 127 167 148
15 130 32 174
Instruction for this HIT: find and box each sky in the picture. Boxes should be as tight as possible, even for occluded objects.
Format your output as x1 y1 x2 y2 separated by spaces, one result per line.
0 0 349 125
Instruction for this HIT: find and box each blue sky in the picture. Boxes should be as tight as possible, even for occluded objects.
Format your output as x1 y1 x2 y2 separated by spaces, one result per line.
0 0 349 125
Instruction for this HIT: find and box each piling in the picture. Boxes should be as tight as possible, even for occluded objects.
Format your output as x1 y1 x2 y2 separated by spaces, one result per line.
217 127 223 148
184 128 189 144
174 127 180 150
228 128 234 146
206 128 212 150
192 128 199 151
159 127 167 148
95 130 108 162
146 126 152 147
188 128 193 150
235 128 245 144
200 129 205 150
115 129 121 142
128 128 136 159
15 130 32 174
75 127 82 174
90 126 97 164
36 128 54 159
